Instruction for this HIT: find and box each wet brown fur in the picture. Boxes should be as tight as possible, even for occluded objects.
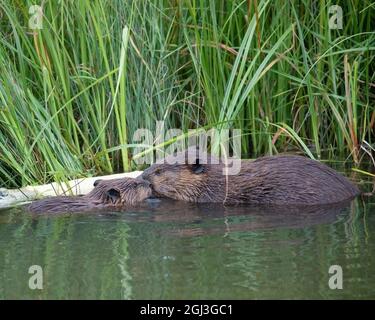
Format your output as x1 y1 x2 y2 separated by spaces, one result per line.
142 149 360 205
27 177 152 214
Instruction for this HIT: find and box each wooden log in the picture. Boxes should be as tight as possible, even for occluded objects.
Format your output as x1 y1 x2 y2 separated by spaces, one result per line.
0 171 143 209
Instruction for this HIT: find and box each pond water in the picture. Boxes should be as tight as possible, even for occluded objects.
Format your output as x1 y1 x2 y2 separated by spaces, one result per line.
0 194 374 300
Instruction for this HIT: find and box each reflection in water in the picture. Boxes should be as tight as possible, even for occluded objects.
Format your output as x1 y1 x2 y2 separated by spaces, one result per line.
132 199 353 236
0 198 374 299
0 211 132 299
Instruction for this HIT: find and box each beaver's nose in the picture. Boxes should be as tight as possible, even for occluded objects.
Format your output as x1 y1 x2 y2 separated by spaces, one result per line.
138 178 151 187
141 168 151 180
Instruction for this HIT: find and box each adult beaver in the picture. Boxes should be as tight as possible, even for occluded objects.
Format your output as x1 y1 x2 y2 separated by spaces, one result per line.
27 177 152 214
141 149 360 205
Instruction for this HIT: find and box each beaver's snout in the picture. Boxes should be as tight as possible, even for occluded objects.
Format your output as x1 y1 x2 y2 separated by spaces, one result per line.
138 178 151 187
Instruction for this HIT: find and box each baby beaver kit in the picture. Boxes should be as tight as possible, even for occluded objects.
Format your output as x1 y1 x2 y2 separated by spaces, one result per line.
27 177 152 214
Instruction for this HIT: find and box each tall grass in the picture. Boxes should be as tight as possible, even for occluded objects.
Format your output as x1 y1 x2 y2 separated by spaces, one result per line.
0 0 374 188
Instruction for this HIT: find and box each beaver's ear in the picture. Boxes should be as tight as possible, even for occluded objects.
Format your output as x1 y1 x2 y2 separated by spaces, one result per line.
107 188 120 203
93 179 103 187
191 158 205 174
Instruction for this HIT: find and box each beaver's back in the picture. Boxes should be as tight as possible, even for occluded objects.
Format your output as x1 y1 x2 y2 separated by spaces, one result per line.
26 196 104 213
233 155 360 205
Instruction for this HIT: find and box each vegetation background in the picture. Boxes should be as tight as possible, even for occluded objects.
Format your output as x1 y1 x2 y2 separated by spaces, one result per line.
0 0 374 188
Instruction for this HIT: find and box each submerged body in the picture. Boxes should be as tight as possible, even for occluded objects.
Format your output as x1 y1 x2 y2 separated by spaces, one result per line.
27 177 152 214
142 150 360 205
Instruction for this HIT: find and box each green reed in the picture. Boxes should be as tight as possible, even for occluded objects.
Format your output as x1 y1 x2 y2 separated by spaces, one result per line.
0 0 374 187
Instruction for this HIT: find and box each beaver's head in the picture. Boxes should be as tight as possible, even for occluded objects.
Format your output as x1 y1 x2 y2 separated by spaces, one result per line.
141 155 210 202
92 177 152 206
27 177 152 214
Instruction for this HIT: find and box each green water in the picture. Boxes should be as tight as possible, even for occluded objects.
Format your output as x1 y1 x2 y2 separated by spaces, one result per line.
0 197 374 299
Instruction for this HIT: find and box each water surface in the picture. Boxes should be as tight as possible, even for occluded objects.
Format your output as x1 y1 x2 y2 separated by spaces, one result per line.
0 194 374 299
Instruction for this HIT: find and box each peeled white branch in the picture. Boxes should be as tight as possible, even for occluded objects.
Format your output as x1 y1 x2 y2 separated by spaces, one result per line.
0 171 143 209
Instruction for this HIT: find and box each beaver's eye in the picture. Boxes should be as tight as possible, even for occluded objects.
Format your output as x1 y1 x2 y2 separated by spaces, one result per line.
191 162 204 174
107 189 120 204
154 169 161 176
